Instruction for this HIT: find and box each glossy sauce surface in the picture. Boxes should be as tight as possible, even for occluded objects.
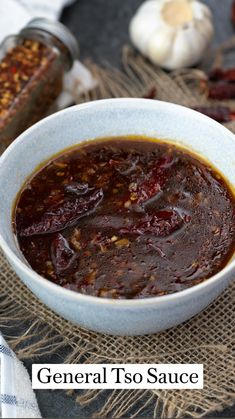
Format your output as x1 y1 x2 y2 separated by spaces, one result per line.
14 137 235 299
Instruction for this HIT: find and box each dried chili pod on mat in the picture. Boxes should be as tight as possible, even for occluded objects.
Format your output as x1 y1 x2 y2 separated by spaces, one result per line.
142 86 157 99
232 0 235 27
194 106 235 123
208 83 235 100
209 67 235 82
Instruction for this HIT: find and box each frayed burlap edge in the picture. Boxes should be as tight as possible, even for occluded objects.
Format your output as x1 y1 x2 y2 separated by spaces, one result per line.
1 45 235 418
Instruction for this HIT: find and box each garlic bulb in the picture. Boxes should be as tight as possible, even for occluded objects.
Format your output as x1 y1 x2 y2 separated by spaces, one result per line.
129 0 214 70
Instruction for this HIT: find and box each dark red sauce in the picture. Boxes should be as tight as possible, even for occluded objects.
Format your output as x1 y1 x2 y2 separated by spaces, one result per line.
13 137 235 299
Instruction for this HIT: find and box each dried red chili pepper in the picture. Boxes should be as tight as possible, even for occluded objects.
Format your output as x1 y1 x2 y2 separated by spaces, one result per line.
51 233 77 275
194 106 235 123
120 209 188 237
133 155 174 204
209 67 235 82
232 0 235 27
19 188 104 236
142 86 157 99
208 83 235 100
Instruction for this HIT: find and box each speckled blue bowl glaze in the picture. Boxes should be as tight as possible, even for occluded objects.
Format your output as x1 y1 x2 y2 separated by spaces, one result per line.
0 99 235 336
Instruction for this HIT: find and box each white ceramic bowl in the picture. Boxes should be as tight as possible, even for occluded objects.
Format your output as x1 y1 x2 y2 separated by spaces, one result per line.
0 99 234 336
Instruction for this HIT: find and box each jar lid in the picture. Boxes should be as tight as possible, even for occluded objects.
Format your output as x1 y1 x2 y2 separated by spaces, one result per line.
21 18 79 67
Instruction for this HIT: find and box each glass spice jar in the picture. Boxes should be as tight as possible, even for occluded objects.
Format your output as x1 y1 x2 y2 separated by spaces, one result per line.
0 18 78 152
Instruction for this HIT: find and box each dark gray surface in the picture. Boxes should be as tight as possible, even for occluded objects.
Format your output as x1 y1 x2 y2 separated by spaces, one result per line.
23 1 235 417
61 0 235 65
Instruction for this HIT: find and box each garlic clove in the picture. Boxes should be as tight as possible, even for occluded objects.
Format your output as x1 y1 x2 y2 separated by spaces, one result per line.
194 18 214 43
130 15 159 55
130 4 164 55
193 0 213 20
163 26 200 69
147 27 176 65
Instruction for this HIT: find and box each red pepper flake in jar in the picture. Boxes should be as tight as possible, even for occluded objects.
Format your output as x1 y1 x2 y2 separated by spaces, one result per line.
0 18 78 151
0 40 59 125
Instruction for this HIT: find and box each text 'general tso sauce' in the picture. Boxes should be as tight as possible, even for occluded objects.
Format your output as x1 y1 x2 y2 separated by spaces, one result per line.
13 137 235 299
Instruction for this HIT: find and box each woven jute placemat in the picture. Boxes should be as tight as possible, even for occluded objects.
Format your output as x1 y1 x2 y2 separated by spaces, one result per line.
0 47 235 418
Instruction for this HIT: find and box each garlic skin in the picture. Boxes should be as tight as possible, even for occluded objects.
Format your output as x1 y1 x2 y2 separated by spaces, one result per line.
129 0 214 70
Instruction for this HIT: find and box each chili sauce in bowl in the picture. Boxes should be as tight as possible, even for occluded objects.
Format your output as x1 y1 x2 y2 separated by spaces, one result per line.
13 137 235 299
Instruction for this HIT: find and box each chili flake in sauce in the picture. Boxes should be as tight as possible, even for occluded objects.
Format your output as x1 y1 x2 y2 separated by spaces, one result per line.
13 137 235 299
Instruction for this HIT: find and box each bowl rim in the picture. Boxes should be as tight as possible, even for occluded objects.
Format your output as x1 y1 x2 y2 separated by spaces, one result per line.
0 98 235 308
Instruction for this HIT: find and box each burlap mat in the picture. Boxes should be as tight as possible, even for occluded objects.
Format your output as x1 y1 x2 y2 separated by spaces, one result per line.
1 47 235 418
